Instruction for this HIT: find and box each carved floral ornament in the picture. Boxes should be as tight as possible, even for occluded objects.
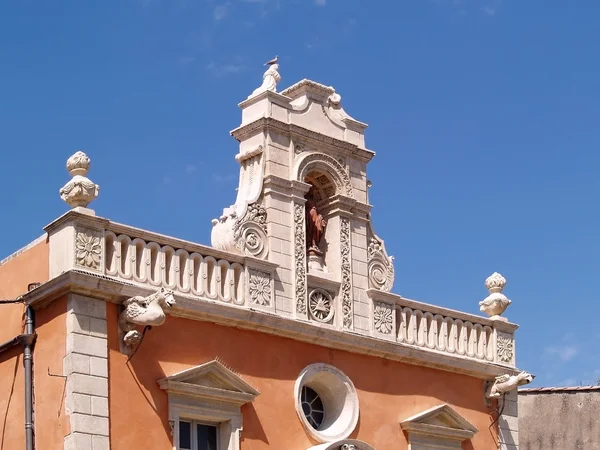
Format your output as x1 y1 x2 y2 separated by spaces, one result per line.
496 334 514 363
75 229 102 270
373 302 393 335
479 272 512 320
340 218 353 329
248 269 272 307
294 203 308 316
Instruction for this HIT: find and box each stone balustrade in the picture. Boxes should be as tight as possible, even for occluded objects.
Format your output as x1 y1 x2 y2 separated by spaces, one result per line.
104 231 245 305
45 210 517 373
368 290 517 367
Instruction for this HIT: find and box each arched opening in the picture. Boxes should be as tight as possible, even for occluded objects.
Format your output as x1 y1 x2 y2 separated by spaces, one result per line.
304 170 337 273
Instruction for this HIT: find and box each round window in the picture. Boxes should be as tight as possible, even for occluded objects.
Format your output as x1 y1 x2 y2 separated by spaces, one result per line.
301 386 325 429
294 363 359 443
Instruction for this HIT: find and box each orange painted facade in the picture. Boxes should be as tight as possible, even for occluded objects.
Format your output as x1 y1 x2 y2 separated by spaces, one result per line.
107 306 495 450
0 77 522 450
0 241 69 450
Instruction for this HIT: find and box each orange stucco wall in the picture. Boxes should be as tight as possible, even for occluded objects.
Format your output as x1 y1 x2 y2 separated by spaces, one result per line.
0 239 66 450
0 239 49 342
0 296 67 450
107 303 497 450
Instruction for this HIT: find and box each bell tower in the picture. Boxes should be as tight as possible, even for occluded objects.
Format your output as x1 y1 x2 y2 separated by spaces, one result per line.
211 63 394 333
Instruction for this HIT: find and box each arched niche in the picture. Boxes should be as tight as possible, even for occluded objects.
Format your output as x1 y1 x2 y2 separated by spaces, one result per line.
295 152 354 200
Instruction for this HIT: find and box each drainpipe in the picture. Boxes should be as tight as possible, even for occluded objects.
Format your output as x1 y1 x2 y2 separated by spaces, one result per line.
24 306 35 450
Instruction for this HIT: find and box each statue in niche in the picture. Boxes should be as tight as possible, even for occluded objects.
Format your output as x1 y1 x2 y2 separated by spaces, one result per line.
305 186 327 272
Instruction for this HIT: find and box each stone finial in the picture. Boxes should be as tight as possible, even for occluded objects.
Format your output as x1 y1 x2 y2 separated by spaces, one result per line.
479 272 511 320
59 151 99 208
485 272 506 293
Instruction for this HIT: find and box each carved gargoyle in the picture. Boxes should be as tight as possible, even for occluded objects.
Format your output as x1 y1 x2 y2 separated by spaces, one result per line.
118 288 176 348
486 371 534 398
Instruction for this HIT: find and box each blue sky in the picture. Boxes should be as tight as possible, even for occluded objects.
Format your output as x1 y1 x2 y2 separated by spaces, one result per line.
2 0 600 388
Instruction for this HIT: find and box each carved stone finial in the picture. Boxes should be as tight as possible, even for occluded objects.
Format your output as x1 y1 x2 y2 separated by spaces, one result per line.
485 272 506 293
59 151 99 208
248 58 281 99
486 371 534 398
118 288 175 352
479 272 511 320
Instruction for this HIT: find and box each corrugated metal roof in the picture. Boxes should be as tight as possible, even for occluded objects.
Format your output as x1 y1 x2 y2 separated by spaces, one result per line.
519 385 600 394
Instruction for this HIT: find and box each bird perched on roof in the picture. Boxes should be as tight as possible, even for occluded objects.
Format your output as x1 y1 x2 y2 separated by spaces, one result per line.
264 55 278 66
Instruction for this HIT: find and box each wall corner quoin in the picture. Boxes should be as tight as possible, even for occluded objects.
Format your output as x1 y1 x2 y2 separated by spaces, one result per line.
63 293 110 449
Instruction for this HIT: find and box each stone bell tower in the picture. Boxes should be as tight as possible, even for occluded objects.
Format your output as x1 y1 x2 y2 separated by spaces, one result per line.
211 62 394 333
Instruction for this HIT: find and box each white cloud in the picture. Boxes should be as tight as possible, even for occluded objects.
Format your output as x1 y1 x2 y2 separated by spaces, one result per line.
185 164 197 174
213 3 229 21
315 0 327 6
544 345 579 362
206 61 245 76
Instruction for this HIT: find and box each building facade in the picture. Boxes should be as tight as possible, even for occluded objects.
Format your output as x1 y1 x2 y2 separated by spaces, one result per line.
519 385 600 449
0 67 529 450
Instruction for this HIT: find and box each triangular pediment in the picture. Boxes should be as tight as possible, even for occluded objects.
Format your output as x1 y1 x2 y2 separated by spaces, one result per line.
400 404 478 442
158 359 259 407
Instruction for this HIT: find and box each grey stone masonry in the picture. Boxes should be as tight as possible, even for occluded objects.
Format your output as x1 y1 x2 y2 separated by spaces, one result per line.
498 390 519 450
63 294 110 450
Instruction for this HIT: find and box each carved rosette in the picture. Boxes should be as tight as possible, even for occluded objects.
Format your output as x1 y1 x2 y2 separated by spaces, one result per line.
74 229 103 271
340 217 352 328
496 332 514 363
234 203 268 259
294 203 308 316
308 288 334 323
366 219 395 292
248 269 272 307
373 301 393 335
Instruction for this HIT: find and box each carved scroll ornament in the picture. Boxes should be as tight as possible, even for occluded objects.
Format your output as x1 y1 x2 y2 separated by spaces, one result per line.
366 218 395 292
211 145 269 259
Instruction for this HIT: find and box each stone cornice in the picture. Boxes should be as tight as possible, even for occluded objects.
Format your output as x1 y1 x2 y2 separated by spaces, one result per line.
230 117 375 163
24 270 522 380
280 79 335 99
44 209 110 234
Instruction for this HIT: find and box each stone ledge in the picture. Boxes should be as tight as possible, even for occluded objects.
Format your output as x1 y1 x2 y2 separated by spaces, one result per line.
26 270 523 380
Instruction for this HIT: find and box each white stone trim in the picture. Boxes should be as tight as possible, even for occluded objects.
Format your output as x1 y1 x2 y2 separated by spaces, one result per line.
294 363 359 443
159 359 259 450
25 271 522 380
63 294 110 450
308 439 376 450
400 404 478 450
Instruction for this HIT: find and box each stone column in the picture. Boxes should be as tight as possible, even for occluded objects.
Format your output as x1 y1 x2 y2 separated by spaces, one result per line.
63 294 110 450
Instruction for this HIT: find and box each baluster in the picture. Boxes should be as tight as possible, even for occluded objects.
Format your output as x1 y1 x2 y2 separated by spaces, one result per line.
231 263 245 305
424 312 436 349
104 232 118 275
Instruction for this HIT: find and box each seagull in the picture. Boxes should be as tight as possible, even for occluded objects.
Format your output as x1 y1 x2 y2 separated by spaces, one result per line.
264 55 278 66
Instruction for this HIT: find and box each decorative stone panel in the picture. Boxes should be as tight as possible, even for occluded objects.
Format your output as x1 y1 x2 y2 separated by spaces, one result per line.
293 202 308 319
339 217 353 329
372 300 395 340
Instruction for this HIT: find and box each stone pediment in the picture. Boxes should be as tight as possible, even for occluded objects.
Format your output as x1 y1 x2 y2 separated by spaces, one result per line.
157 359 259 407
400 404 478 441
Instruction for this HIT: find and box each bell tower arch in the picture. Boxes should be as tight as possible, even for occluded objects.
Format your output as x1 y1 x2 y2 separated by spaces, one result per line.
211 75 395 334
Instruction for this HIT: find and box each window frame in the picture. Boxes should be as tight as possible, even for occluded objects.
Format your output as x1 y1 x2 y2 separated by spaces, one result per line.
177 416 220 450
158 359 259 450
170 401 242 450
